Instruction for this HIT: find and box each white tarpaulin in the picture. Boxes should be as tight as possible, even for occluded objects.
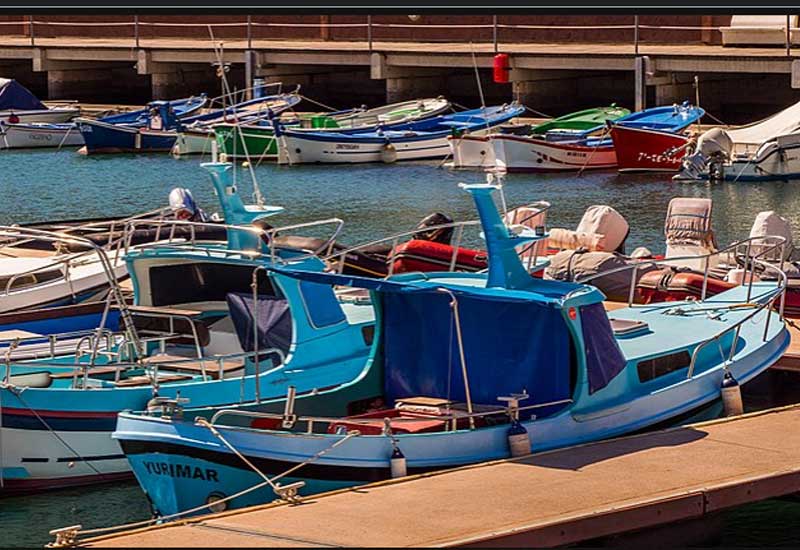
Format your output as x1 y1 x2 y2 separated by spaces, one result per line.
728 100 800 153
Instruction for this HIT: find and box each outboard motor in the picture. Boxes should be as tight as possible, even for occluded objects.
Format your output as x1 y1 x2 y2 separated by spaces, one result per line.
412 212 455 244
678 127 734 181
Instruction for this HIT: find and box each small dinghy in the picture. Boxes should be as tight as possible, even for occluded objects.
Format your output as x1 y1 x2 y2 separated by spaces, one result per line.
277 103 524 164
448 104 630 169
492 102 704 172
113 182 788 517
0 121 84 149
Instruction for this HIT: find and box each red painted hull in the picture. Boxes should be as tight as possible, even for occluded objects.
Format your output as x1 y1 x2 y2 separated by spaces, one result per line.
610 124 690 173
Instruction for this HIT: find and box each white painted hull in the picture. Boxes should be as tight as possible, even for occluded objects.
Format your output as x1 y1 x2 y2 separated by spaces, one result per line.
0 108 79 124
172 130 215 156
493 135 618 172
0 124 84 149
279 126 496 165
0 426 129 490
0 253 127 313
446 134 497 169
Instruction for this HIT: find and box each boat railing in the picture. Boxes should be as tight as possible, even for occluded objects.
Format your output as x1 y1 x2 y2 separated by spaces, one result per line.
121 217 344 265
569 235 789 379
208 397 573 435
320 200 552 277
0 226 139 349
571 234 789 310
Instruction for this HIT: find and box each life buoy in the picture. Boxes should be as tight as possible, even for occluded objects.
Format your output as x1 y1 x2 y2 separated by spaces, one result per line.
381 142 398 164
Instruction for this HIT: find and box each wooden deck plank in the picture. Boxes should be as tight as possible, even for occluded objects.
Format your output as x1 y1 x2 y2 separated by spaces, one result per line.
81 405 800 548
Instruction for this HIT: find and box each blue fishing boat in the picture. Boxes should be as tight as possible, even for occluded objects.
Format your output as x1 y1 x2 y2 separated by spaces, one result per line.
493 102 705 171
114 181 788 518
277 103 525 164
76 93 299 155
0 161 376 493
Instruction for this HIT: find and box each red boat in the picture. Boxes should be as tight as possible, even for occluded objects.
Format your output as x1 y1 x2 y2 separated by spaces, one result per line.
390 240 487 274
610 122 692 173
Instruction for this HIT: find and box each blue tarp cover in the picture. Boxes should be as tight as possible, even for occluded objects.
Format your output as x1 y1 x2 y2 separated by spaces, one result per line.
0 79 46 111
227 293 292 363
580 303 627 394
382 291 573 418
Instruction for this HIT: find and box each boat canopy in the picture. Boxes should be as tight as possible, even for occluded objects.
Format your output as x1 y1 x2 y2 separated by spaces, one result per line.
728 100 800 146
0 79 46 111
269 266 582 416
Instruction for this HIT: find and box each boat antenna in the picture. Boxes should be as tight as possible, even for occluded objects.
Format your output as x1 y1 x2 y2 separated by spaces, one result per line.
207 25 266 207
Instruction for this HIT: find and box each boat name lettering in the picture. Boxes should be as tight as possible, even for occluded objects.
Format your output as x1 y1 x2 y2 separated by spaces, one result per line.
143 461 219 481
335 143 360 150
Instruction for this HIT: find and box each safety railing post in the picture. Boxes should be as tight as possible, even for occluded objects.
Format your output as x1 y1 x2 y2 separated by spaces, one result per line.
493 15 498 53
134 15 139 49
634 15 639 56
247 15 252 50
367 15 373 52
787 14 792 58
29 15 34 47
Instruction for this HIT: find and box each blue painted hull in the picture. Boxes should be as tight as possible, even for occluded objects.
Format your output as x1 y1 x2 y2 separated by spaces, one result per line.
78 121 177 154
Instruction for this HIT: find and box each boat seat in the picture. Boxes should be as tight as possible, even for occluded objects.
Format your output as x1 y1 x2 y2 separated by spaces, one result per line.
143 354 245 380
50 366 121 380
7 371 52 388
114 373 194 387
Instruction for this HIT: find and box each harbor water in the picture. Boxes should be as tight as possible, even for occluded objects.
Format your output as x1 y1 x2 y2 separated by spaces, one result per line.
2 148 800 547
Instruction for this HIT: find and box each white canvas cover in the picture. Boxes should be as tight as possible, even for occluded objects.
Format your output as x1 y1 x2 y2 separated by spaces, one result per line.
727 100 800 153
545 250 656 302
664 197 718 270
748 210 794 260
547 205 629 253
505 203 549 260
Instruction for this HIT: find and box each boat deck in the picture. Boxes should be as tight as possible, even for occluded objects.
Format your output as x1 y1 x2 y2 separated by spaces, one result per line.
79 403 800 548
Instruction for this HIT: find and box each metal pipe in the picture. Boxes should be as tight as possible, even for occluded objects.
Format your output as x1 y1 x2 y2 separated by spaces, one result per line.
628 264 638 307
701 255 710 300
247 15 252 50
438 288 474 429
787 14 792 58
367 16 373 52
29 16 34 47
135 15 139 49
634 15 639 56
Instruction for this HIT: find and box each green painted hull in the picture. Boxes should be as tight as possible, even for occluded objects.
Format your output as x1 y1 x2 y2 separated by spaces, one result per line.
213 124 279 159
531 105 631 135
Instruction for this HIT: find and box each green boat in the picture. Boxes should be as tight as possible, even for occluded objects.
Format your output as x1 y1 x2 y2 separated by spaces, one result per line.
214 97 451 159
530 104 631 137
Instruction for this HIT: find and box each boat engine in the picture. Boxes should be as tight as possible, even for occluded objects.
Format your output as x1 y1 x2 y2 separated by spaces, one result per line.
678 127 734 181
412 212 455 244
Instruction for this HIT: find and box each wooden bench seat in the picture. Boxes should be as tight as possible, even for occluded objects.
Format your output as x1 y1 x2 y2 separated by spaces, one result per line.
114 373 194 387
50 366 121 380
143 354 245 380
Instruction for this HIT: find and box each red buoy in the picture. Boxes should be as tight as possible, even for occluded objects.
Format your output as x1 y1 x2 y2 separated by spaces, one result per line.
493 53 510 84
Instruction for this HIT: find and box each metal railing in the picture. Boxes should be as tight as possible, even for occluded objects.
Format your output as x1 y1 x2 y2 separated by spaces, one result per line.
0 17 780 57
569 234 789 379
209 397 573 435
321 200 551 278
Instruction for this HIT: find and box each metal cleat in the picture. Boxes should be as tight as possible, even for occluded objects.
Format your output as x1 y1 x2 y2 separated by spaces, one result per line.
46 525 82 548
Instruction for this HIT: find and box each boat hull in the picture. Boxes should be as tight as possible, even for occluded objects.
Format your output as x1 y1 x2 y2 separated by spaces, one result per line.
611 124 690 173
77 120 177 154
0 123 84 149
493 135 617 172
0 108 79 124
446 134 496 169
213 124 279 159
172 130 215 157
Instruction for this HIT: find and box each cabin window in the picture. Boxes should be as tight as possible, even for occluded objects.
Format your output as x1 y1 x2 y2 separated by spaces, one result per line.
298 280 346 328
580 303 627 395
149 263 276 306
637 351 691 383
0 269 63 291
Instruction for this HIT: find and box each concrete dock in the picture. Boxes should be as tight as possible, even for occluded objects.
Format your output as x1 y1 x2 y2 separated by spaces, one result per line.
77 404 800 548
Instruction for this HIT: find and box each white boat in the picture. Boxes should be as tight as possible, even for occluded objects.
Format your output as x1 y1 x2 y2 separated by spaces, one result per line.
492 133 617 172
677 100 800 181
0 79 79 124
278 104 525 165
0 122 84 149
172 127 215 156
445 134 497 169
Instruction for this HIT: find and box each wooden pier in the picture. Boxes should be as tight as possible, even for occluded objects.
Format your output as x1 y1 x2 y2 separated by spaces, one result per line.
78 403 800 548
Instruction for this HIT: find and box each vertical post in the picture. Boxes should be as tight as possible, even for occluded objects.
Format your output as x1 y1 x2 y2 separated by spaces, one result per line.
634 15 639 56
244 49 255 101
367 15 373 52
787 14 792 58
634 55 646 112
247 15 252 50
134 15 139 49
29 15 34 47
493 15 498 54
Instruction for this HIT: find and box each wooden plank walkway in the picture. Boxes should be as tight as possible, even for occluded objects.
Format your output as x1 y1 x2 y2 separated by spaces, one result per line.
80 404 800 548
